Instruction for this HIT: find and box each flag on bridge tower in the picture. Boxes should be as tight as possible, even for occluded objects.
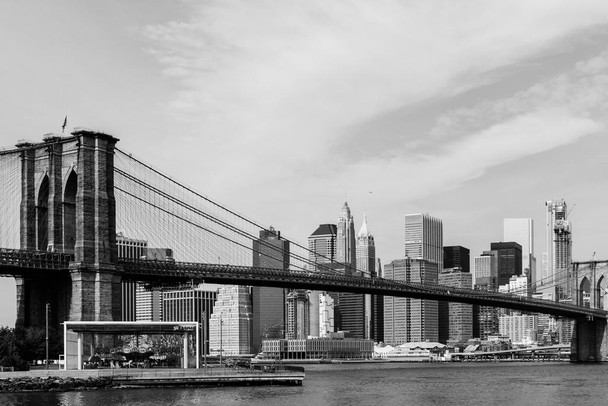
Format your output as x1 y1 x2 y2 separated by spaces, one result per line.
61 116 67 133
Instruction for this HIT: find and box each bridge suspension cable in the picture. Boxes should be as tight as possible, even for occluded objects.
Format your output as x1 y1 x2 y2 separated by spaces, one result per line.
114 149 355 276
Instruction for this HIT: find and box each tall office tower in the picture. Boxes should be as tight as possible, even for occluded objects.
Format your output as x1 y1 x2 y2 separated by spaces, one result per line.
490 242 522 286
438 268 473 344
209 285 252 356
336 203 364 337
384 258 439 345
286 290 310 339
384 213 442 343
372 259 384 343
116 234 148 321
473 251 499 339
504 218 536 292
319 293 335 337
544 200 572 297
308 224 337 337
251 227 290 354
443 246 470 273
337 202 357 271
404 213 443 271
356 214 376 339
163 284 218 355
308 224 337 271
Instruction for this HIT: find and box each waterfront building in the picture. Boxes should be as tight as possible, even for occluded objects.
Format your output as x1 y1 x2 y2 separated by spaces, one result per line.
251 227 290 354
499 313 538 345
384 258 439 345
543 200 573 298
163 284 219 355
504 218 536 292
438 267 473 343
286 290 310 339
490 242 523 286
261 336 374 361
209 285 253 356
443 246 470 273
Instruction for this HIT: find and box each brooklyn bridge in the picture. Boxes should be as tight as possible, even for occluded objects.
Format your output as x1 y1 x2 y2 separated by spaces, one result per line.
0 130 607 361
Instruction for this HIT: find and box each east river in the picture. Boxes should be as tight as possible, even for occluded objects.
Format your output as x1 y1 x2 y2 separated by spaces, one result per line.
1 362 607 406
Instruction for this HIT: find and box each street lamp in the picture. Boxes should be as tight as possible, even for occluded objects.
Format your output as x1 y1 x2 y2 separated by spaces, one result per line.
219 318 223 367
202 310 207 369
45 303 49 370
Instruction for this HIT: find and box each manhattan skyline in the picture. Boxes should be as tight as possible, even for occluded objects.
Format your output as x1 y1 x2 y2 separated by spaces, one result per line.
1 1 608 326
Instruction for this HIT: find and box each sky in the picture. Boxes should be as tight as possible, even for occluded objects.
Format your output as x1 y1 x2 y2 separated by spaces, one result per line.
2 0 608 326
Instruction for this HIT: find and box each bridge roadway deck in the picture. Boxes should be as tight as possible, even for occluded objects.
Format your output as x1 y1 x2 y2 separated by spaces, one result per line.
1 249 605 320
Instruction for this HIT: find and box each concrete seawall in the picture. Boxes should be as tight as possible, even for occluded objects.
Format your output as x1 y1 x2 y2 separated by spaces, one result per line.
0 367 305 392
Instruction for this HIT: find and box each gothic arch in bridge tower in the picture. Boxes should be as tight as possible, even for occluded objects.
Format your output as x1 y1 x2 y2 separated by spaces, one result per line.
579 276 591 308
597 275 608 311
63 169 77 253
37 174 49 251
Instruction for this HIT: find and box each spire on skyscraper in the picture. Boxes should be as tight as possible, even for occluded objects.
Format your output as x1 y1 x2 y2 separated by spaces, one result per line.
358 213 370 238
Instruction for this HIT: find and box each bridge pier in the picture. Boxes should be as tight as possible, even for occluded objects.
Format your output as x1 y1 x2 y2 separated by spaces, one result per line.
15 130 121 335
69 267 122 322
15 275 72 330
570 318 608 362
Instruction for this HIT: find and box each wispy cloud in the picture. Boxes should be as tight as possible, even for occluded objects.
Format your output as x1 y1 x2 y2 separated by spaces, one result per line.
143 0 608 205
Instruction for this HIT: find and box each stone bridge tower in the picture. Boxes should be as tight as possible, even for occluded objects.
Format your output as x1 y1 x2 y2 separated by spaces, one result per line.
16 129 121 331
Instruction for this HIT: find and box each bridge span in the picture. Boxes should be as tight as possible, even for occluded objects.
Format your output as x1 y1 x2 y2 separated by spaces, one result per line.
1 249 606 321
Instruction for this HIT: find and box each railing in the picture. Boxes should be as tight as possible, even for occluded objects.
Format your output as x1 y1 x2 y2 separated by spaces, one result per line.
0 248 74 270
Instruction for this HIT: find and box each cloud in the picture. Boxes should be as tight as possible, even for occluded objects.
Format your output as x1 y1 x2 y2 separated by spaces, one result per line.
142 0 608 215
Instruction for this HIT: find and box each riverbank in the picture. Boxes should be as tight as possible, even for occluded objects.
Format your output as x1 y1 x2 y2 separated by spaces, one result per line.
0 367 305 392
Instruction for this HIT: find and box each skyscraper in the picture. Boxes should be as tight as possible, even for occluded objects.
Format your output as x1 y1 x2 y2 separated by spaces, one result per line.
251 227 290 354
116 234 147 321
356 214 375 339
308 224 338 337
490 242 523 287
443 246 470 273
136 247 173 322
438 267 473 343
336 203 365 338
384 258 439 344
209 285 253 356
473 251 499 339
404 213 443 270
544 200 572 296
308 224 337 271
286 290 310 339
337 202 356 272
504 218 536 291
